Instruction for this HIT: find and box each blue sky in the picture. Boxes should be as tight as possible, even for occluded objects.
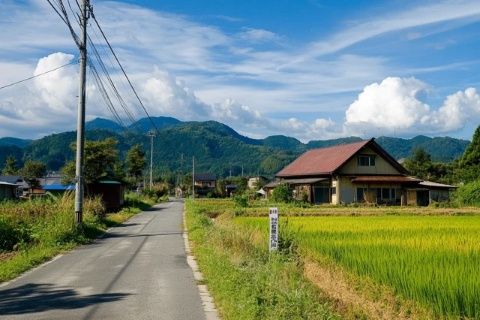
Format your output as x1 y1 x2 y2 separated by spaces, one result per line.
1 0 480 140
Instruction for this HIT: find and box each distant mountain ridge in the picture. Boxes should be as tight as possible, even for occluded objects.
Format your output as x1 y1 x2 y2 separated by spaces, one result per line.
0 116 470 175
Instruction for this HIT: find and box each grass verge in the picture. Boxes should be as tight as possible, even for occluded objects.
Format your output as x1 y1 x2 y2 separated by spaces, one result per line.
0 192 156 283
185 199 339 320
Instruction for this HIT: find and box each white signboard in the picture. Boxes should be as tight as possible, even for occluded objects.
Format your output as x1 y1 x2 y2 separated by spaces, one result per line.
269 207 279 252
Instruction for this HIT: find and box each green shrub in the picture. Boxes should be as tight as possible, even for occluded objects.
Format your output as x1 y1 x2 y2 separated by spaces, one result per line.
271 184 292 203
453 180 480 206
233 194 249 208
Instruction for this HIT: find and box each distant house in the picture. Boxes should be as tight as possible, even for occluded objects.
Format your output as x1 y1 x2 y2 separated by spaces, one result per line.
194 173 216 188
87 180 125 211
39 175 75 194
0 182 18 201
247 176 268 190
193 173 216 197
266 138 455 206
0 175 26 193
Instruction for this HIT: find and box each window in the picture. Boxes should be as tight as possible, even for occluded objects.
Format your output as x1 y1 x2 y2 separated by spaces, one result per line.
377 188 397 200
356 188 366 202
357 155 376 166
331 187 336 195
382 188 390 199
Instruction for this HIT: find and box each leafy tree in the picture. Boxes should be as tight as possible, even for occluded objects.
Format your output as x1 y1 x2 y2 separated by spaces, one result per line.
21 160 46 188
126 144 146 181
460 126 480 167
271 184 292 203
404 148 433 179
2 156 18 175
62 138 120 184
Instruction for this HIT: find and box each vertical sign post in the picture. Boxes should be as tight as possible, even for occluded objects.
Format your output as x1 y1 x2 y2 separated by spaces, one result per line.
269 207 279 252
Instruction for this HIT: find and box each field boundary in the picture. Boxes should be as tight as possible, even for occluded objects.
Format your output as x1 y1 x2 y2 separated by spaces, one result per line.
183 206 220 320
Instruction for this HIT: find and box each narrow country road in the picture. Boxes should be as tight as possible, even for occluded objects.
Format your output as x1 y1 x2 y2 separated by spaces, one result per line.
0 200 206 320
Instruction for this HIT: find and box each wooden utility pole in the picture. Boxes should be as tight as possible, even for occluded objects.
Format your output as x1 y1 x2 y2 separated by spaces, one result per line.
148 130 155 189
192 156 195 200
74 0 89 226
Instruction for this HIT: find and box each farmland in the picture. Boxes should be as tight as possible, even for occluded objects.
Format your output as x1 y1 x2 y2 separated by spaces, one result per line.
186 199 480 319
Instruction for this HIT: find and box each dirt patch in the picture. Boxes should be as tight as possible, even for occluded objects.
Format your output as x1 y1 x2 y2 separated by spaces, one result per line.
0 252 17 262
303 258 431 320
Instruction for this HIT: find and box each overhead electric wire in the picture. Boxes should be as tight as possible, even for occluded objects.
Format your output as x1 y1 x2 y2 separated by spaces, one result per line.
87 37 138 126
48 0 138 132
0 61 77 91
90 10 159 134
88 63 127 129
45 0 80 47
46 0 154 134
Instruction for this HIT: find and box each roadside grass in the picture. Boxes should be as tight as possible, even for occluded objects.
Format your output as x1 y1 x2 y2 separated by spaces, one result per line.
185 199 339 320
0 192 156 283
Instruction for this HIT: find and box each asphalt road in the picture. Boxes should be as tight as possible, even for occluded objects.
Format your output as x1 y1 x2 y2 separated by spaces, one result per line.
0 200 206 320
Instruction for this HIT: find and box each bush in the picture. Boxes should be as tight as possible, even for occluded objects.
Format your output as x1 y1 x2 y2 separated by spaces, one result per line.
271 184 292 203
233 194 249 208
453 180 480 206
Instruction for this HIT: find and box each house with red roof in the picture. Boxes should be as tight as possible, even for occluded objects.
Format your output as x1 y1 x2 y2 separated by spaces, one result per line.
265 138 454 205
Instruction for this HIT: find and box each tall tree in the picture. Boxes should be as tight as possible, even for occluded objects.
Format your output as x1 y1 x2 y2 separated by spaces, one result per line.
404 148 433 179
460 126 480 167
62 138 120 184
21 160 46 188
457 126 480 182
2 156 18 175
126 144 146 181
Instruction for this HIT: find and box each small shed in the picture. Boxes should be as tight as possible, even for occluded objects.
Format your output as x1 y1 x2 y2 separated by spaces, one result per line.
0 182 17 201
404 181 456 206
88 180 125 211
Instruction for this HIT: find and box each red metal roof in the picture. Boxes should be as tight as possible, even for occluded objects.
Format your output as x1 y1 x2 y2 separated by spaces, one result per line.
277 140 371 177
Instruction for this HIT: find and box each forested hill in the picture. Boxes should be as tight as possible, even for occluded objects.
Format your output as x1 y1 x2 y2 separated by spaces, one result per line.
0 117 470 176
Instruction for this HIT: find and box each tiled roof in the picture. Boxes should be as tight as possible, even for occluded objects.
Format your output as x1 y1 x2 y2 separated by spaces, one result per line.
277 140 371 177
194 173 216 181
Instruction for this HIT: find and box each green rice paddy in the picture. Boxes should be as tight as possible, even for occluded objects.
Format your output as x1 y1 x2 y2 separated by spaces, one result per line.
237 215 480 319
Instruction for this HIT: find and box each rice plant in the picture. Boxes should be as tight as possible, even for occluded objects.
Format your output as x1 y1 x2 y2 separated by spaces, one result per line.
237 215 480 319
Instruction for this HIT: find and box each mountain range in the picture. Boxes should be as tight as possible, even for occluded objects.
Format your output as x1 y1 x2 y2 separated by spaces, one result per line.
0 117 471 177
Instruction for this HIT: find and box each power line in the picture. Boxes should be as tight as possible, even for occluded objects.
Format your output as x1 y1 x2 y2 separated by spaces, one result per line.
0 61 77 91
88 62 127 129
87 37 138 126
90 10 159 133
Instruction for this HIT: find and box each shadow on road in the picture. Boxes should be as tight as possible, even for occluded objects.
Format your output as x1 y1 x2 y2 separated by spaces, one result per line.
0 283 130 315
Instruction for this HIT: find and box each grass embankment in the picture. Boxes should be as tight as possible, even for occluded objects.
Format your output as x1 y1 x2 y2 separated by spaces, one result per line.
186 199 339 320
188 199 480 319
0 193 156 283
196 199 480 217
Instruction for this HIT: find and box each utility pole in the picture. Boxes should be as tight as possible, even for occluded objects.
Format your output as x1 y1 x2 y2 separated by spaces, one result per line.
192 156 195 200
74 0 89 227
148 130 155 189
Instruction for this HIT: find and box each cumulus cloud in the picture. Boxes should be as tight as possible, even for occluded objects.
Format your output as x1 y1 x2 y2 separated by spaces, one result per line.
34 52 77 114
142 69 211 120
345 77 480 136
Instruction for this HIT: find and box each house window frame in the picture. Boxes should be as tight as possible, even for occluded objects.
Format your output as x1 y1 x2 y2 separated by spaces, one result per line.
357 154 376 167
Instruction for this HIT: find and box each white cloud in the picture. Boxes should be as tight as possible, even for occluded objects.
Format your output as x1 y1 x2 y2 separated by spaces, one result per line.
237 28 280 43
344 77 480 136
34 52 77 114
142 69 211 120
1 0 480 141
